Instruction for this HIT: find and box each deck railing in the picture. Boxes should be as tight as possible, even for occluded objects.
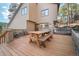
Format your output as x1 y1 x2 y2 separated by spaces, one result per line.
0 30 27 44
0 31 9 44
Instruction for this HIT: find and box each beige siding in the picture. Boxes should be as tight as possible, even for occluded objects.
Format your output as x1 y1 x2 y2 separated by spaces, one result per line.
29 3 38 22
8 3 58 31
29 3 58 23
27 21 35 31
9 4 29 29
37 3 57 23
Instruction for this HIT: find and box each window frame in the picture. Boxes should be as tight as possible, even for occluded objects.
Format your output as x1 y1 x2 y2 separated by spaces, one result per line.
21 7 27 16
41 9 49 17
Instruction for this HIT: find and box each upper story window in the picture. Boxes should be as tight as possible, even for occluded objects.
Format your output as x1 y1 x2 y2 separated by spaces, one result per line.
21 7 27 16
41 9 49 16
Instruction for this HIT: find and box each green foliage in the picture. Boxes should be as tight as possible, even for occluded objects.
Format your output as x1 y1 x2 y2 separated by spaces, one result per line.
0 22 7 33
0 22 7 26
59 3 79 22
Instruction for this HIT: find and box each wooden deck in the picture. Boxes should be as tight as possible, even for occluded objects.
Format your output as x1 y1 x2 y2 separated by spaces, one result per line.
0 34 76 56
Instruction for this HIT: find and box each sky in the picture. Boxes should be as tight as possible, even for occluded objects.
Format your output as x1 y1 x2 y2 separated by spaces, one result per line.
0 3 10 23
60 3 64 7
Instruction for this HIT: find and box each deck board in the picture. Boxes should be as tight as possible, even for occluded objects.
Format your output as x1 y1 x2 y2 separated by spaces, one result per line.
0 34 76 56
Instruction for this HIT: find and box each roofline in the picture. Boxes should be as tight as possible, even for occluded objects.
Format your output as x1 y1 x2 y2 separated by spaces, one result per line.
7 3 23 27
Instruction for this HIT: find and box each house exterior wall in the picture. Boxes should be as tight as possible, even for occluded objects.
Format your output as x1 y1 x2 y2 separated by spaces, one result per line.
28 3 58 31
9 4 29 29
29 3 38 22
37 3 57 23
27 21 36 31
29 3 58 23
8 3 58 31
36 3 58 31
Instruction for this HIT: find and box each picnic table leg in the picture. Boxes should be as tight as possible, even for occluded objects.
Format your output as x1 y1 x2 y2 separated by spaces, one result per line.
36 34 40 47
40 41 46 48
29 34 32 43
51 34 53 39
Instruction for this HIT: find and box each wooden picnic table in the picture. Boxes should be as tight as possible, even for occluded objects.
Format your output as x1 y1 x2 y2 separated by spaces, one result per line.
28 30 52 47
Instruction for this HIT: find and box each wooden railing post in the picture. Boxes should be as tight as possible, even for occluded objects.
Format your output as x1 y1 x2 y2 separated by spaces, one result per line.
0 31 8 44
0 38 1 44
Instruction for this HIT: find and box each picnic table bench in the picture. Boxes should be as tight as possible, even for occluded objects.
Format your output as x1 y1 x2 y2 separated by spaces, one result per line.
28 30 53 47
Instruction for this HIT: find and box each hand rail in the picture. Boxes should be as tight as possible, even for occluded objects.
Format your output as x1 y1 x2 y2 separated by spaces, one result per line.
0 31 8 44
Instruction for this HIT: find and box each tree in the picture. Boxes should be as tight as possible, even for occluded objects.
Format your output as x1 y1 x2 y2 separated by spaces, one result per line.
59 3 79 24
0 26 2 33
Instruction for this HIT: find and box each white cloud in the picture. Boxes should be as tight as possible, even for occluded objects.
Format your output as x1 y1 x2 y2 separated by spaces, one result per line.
2 12 6 15
2 6 7 9
1 10 10 20
1 10 10 16
1 14 9 23
3 15 8 19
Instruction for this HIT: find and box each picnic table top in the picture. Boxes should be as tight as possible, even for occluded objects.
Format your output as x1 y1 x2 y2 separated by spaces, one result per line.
28 30 50 34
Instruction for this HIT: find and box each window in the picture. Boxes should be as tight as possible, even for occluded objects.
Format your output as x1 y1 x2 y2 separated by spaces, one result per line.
21 7 27 16
39 23 49 29
41 9 49 16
